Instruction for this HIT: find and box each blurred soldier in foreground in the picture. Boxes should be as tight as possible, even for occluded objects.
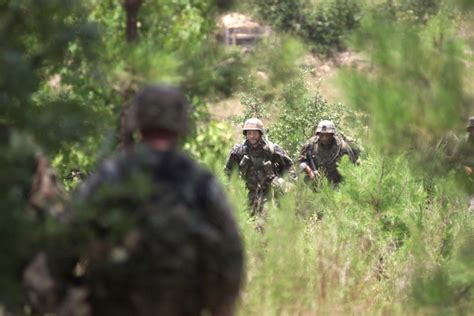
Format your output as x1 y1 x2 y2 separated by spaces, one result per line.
453 116 474 211
24 85 244 315
224 118 296 216
0 125 65 314
299 120 358 186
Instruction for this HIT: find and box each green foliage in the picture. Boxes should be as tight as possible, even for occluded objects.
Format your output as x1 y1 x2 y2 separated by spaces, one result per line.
269 74 348 157
377 0 443 24
302 0 361 54
234 37 306 117
90 0 246 99
456 0 474 10
0 0 99 308
0 0 99 136
0 0 251 309
238 76 272 122
251 36 306 87
253 0 307 32
183 121 235 171
0 132 40 307
237 70 351 157
411 230 474 313
38 0 251 180
224 145 469 314
252 0 361 54
1 0 473 313
341 10 466 167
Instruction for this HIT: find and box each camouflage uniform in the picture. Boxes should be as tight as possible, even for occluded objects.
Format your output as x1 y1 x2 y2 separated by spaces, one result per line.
224 121 295 215
453 134 474 170
75 143 243 316
0 127 65 313
299 120 357 185
26 86 244 316
453 117 474 211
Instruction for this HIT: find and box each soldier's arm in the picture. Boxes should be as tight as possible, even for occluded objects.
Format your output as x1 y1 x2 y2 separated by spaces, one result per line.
341 142 357 164
452 138 473 174
76 158 121 201
273 145 297 180
224 144 243 177
347 141 361 163
298 141 318 179
298 143 310 164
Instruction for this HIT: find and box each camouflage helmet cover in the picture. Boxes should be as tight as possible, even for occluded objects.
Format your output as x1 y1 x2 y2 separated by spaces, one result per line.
243 118 264 135
134 85 190 136
316 120 336 134
466 116 474 131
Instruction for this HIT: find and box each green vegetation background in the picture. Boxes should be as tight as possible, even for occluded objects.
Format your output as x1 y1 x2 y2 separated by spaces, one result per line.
1 0 473 314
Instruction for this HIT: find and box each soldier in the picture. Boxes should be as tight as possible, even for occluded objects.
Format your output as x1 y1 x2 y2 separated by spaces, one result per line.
224 118 296 215
25 85 244 316
436 130 459 162
0 126 66 314
299 120 357 186
453 116 474 211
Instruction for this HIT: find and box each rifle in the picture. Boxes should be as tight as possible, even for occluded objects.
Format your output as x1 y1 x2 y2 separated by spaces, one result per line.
307 144 317 172
298 143 321 185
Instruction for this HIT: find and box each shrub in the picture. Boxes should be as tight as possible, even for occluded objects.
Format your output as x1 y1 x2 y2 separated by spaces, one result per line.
269 74 349 157
252 0 361 54
375 0 443 24
253 0 308 32
301 0 361 54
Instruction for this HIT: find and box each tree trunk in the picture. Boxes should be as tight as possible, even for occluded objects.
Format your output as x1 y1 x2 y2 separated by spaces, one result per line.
119 0 144 149
123 0 143 42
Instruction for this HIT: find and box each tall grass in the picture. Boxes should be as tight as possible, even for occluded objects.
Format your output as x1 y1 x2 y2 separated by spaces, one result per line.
192 138 472 314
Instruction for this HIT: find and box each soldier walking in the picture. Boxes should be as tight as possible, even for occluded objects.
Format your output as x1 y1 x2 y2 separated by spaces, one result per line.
24 85 244 316
453 116 474 211
224 118 295 216
299 120 358 186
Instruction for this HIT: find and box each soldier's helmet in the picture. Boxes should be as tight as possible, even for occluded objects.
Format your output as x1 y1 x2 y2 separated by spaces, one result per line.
316 120 336 134
466 116 474 132
134 85 190 136
243 118 264 135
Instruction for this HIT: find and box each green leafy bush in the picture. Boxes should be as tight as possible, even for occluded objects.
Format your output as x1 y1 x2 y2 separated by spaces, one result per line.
377 0 442 24
238 72 352 157
0 0 99 309
224 146 468 315
253 0 307 32
269 74 348 157
411 230 474 313
301 0 361 54
342 12 465 165
184 120 235 172
252 0 361 54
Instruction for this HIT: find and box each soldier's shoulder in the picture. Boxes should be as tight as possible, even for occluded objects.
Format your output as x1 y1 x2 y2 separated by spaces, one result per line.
230 142 246 155
454 135 473 154
336 134 356 147
306 135 319 144
272 142 282 151
271 142 288 155
188 157 214 180
335 135 348 146
94 153 124 180
458 134 471 144
301 136 318 149
259 138 274 152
